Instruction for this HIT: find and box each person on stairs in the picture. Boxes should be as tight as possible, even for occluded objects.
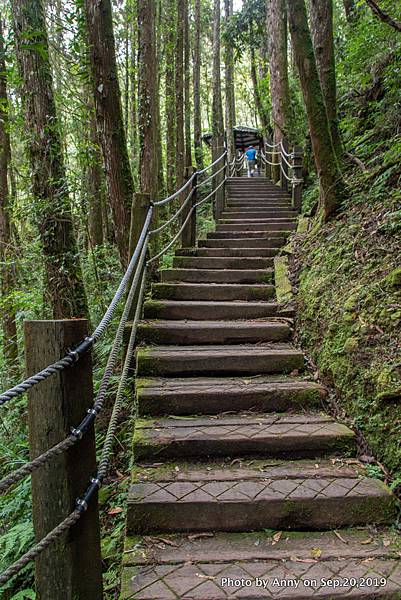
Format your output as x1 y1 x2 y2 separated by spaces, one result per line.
245 145 257 177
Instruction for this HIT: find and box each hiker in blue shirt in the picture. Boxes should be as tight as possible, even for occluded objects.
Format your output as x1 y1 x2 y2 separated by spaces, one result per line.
245 145 257 177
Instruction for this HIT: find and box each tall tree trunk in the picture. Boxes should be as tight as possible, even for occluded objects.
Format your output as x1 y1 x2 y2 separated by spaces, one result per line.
310 0 342 158
266 0 292 144
175 0 185 191
155 0 165 196
212 0 224 184
193 0 204 170
87 107 104 247
129 14 139 172
138 0 159 198
0 21 18 367
165 0 177 193
224 0 236 165
12 0 88 318
184 0 192 170
250 42 270 134
84 0 134 267
287 0 343 220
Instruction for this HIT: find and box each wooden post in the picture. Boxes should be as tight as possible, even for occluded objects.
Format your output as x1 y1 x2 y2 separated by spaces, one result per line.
214 147 225 219
181 167 197 248
25 319 103 600
263 138 271 180
280 136 289 192
292 144 303 212
128 192 151 318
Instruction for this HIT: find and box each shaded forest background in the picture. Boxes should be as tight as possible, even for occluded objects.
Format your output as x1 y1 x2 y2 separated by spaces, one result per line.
0 0 400 597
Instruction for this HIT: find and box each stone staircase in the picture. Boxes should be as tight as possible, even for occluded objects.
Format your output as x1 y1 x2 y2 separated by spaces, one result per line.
121 178 400 599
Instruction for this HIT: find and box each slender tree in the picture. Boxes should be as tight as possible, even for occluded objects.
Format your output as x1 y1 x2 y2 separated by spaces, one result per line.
138 0 159 197
84 0 134 267
184 0 192 170
249 39 270 133
343 0 357 22
12 0 88 318
212 0 225 156
224 0 236 164
87 105 104 247
287 0 344 219
193 0 204 170
310 0 342 158
0 20 18 366
175 0 185 190
266 0 292 142
365 0 401 32
164 0 177 192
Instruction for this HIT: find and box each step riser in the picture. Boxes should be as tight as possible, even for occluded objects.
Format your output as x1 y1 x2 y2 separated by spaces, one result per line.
136 353 304 377
208 231 291 239
161 269 274 283
222 212 296 218
199 238 285 248
152 283 275 301
137 382 325 416
135 435 355 461
216 223 296 232
127 493 395 534
143 303 286 321
176 248 279 257
172 257 274 270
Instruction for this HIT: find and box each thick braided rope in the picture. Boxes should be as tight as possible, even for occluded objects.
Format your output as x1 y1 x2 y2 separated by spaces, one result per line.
0 510 81 585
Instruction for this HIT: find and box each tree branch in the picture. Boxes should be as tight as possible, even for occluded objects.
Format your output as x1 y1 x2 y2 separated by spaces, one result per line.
365 0 401 33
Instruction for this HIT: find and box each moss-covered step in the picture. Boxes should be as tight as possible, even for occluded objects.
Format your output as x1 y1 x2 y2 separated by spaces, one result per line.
134 413 355 461
143 300 294 321
160 267 274 283
120 529 401 599
152 282 276 301
137 319 291 345
136 375 326 416
127 459 397 534
175 247 280 257
136 343 304 377
172 256 274 270
199 236 286 248
216 222 297 232
207 230 292 239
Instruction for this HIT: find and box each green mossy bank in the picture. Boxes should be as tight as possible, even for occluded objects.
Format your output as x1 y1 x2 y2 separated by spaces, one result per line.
292 195 401 491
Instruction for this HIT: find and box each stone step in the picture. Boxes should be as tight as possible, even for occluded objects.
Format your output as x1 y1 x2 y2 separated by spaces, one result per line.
227 193 291 199
127 460 397 534
136 319 291 345
172 256 274 270
143 300 293 321
160 268 274 283
199 237 286 248
222 211 296 219
136 375 326 416
207 230 291 239
136 343 304 377
216 222 296 232
134 414 356 461
152 282 276 301
121 529 401 599
176 247 280 257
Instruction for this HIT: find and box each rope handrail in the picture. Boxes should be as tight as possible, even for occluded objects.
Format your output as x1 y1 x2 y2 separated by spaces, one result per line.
149 187 195 235
197 163 226 188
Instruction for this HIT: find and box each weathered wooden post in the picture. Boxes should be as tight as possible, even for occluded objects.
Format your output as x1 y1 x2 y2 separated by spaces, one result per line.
280 136 289 192
25 319 103 600
181 166 197 248
292 145 303 212
214 147 226 219
263 139 271 180
128 192 151 317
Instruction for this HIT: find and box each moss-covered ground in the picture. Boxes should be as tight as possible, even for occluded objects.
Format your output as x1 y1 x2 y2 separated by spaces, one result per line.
291 192 401 496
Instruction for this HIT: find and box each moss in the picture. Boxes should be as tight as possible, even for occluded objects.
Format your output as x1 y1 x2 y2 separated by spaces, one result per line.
387 267 401 288
274 256 293 304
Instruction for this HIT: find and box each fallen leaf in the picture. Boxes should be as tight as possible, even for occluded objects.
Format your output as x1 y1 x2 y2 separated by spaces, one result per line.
153 537 178 547
290 555 317 563
196 574 215 580
383 539 391 547
311 547 322 559
333 530 348 544
360 537 373 545
272 531 282 545
108 507 123 516
188 533 214 540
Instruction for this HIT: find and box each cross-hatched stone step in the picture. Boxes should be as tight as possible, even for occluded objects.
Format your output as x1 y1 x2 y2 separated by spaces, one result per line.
136 376 326 416
136 344 304 377
121 529 401 599
127 460 397 534
136 319 291 345
152 283 276 301
160 268 274 283
176 247 280 257
199 237 286 248
134 414 355 461
172 256 274 270
143 300 294 321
